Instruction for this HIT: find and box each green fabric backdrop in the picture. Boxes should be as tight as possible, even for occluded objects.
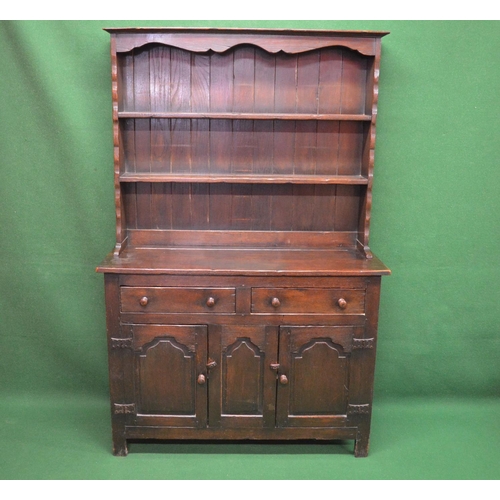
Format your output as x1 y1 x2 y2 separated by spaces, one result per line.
0 20 499 480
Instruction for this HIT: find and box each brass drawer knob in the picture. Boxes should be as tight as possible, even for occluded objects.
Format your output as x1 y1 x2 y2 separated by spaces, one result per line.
337 298 347 309
206 296 216 307
139 296 149 307
271 297 281 308
279 374 288 385
197 374 206 385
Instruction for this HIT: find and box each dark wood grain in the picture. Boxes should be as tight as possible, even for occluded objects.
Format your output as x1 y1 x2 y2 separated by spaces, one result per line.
97 247 390 276
121 182 362 233
126 228 358 249
277 326 356 426
99 28 390 457
251 288 365 314
120 286 236 313
118 111 372 120
105 27 389 57
209 325 278 428
128 324 208 428
104 274 129 455
119 173 369 184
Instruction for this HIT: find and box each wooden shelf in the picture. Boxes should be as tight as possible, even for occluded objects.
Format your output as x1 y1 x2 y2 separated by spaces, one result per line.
118 111 372 121
119 172 369 185
97 246 391 276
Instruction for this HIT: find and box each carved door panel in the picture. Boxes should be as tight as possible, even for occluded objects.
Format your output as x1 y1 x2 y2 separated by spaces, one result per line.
127 324 208 428
276 326 362 428
208 325 278 428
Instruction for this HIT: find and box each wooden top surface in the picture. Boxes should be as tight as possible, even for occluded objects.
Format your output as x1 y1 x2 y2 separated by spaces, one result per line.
103 27 389 37
96 247 390 276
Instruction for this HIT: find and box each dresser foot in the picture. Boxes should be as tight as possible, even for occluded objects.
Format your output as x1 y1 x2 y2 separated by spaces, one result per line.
354 434 370 457
112 434 128 456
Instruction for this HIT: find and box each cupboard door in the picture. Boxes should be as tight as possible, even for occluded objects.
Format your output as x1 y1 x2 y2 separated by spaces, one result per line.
276 326 361 427
128 324 208 428
209 325 278 429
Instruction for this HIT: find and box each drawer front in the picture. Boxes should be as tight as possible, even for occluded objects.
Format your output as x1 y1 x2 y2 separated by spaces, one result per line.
121 287 236 313
251 288 365 314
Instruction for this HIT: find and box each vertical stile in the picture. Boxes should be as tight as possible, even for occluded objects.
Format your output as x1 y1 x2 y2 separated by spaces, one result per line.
111 35 126 254
132 48 152 231
357 39 381 258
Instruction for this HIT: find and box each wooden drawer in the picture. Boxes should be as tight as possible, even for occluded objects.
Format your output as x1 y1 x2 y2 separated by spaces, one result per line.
251 288 365 314
120 287 236 313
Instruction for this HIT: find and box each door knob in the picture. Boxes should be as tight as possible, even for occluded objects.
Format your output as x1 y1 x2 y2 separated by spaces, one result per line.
279 374 288 385
337 298 347 309
197 374 206 385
